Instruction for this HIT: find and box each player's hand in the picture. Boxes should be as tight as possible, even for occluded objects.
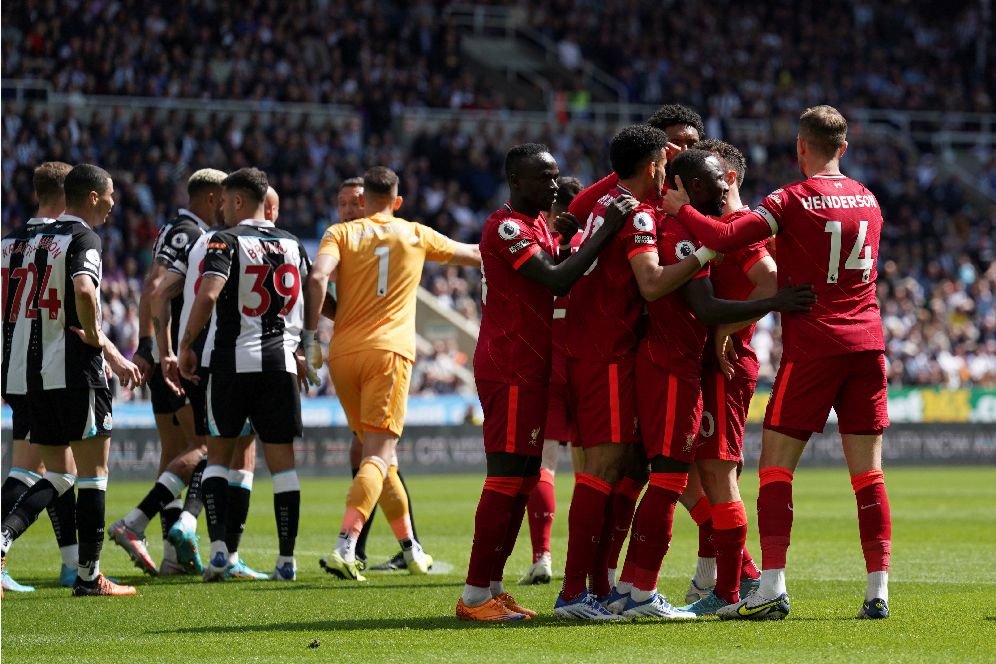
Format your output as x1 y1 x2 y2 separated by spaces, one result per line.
603 195 639 232
715 333 738 380
178 347 200 383
303 329 323 371
771 284 817 312
552 212 580 244
160 353 185 396
295 354 319 391
70 326 102 349
107 354 142 390
661 176 691 215
134 336 155 383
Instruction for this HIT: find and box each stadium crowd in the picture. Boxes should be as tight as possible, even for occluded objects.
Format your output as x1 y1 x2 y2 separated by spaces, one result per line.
2 0 993 390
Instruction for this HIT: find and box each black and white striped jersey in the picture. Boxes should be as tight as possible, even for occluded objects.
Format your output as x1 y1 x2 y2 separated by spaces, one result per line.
150 209 210 362
177 229 218 366
201 220 310 374
2 215 107 394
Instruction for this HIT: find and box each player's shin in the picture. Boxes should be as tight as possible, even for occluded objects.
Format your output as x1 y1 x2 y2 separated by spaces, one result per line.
526 467 556 563
202 464 231 563
620 472 686 598
2 469 40 519
593 475 642 594
182 457 207 517
76 477 108 583
47 486 79 568
1 471 75 555
337 456 388 561
491 476 534 592
463 476 519 606
125 471 185 533
272 469 300 566
711 501 748 603
689 495 717 589
225 470 253 560
757 467 794 597
851 469 891 602
562 473 611 599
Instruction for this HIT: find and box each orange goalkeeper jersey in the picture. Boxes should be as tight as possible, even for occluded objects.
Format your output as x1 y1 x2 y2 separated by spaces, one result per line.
319 212 457 361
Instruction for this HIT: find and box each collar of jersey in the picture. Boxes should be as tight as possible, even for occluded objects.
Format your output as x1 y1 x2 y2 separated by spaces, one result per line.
616 183 635 197
178 208 209 230
27 217 55 225
811 173 846 179
237 218 275 228
501 202 540 223
56 214 88 225
367 212 397 224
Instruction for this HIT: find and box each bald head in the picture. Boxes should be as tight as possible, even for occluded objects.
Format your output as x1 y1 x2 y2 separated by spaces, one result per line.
264 186 280 223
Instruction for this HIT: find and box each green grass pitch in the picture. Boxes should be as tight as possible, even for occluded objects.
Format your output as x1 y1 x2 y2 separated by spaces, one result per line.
2 466 994 662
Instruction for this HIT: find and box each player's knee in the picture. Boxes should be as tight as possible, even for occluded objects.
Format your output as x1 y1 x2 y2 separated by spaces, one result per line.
360 455 389 478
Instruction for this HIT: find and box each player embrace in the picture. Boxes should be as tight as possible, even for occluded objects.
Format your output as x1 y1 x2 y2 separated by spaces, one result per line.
663 105 893 620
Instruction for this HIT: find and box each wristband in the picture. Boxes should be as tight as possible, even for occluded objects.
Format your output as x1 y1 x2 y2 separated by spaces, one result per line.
693 246 717 266
135 336 155 364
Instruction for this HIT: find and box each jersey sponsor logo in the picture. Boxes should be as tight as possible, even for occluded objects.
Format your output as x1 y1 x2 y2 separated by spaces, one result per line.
508 239 531 254
170 232 190 249
632 211 654 232
675 240 696 260
207 242 227 250
498 219 521 240
633 234 655 245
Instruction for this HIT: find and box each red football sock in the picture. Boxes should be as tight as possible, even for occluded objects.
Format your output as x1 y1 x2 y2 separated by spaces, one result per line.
527 468 556 562
562 473 611 599
590 476 642 596
757 467 794 570
711 501 748 604
689 495 715 558
740 544 760 580
492 475 537 583
619 473 686 591
465 477 520 588
851 470 892 573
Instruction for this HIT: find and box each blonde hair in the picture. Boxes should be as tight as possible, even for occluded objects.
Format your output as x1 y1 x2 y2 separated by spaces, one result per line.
187 168 228 197
799 105 847 157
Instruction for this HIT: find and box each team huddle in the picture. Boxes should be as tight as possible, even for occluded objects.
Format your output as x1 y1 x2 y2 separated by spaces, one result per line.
0 103 892 623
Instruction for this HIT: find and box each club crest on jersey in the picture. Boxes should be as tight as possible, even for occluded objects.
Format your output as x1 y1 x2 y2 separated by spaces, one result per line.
498 220 521 240
529 427 541 445
675 240 696 260
632 211 654 232
170 232 189 249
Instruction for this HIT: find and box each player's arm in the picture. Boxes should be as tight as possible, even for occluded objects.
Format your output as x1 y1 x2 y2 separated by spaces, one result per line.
149 270 186 394
71 274 141 388
134 261 169 381
177 275 224 382
661 176 775 252
518 196 638 296
714 255 778 339
680 273 814 326
630 250 715 302
447 242 481 267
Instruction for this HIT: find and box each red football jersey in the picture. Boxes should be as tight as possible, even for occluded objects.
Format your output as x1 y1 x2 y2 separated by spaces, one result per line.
564 185 659 363
474 203 557 386
639 216 711 380
705 208 770 380
550 227 584 386
754 175 884 360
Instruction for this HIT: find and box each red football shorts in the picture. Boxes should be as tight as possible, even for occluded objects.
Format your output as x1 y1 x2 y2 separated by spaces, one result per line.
636 361 703 463
696 367 756 462
545 381 577 445
566 357 640 449
764 350 890 435
477 380 548 457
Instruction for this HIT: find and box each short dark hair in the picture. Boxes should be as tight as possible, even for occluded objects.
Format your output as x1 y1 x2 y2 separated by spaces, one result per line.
221 167 268 204
362 167 399 197
504 143 550 181
33 161 72 204
667 148 718 188
799 105 847 157
340 177 364 191
610 125 668 179
694 139 747 187
554 176 583 207
64 164 112 206
646 104 705 137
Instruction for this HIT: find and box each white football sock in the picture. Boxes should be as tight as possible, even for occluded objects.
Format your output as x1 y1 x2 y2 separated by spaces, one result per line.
615 580 633 595
630 587 655 602
123 507 150 533
178 511 197 531
462 584 491 607
335 532 357 563
694 556 717 587
607 568 617 588
163 540 177 563
276 555 295 568
209 540 228 566
60 544 78 568
489 580 504 596
758 568 787 598
866 571 888 602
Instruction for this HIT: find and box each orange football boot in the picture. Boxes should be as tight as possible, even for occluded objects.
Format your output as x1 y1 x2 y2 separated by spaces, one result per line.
494 592 537 618
72 574 137 597
456 597 527 621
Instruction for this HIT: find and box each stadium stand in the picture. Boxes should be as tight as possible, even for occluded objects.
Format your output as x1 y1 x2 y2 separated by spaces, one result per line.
1 0 993 390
